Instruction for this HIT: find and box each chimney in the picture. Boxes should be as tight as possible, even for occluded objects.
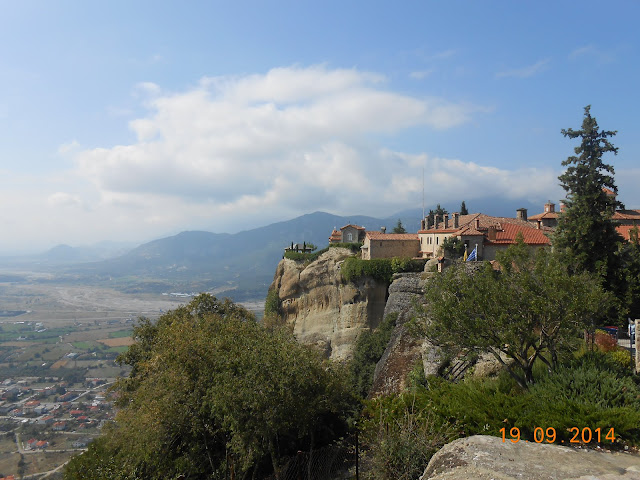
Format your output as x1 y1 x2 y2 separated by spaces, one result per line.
544 202 555 213
487 225 496 241
474 218 480 230
536 220 542 229
444 214 449 229
516 208 528 221
432 213 438 229
453 212 460 229
420 219 426 230
381 226 386 234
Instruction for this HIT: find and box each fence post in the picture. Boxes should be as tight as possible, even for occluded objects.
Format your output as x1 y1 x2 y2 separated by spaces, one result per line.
635 319 639 374
355 427 359 480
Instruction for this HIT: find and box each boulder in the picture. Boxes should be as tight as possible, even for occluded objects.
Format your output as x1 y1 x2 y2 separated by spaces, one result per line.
422 435 640 480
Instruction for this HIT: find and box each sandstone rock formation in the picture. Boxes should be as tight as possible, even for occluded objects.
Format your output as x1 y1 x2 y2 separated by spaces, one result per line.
270 248 388 360
370 272 430 396
422 435 640 480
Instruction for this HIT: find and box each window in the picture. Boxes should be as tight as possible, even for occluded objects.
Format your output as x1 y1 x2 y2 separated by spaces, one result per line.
347 232 353 242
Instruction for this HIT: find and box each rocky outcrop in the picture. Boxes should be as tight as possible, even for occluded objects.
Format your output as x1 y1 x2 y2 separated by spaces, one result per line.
270 248 388 360
370 272 430 396
422 435 640 480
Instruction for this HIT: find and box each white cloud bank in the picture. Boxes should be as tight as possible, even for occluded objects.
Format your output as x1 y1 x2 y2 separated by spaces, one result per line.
0 65 562 253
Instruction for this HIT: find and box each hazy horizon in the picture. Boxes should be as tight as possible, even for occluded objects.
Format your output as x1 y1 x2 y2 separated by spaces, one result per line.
1 2 638 253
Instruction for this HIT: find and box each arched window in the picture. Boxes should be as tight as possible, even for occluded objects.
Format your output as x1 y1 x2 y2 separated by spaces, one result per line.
347 232 353 242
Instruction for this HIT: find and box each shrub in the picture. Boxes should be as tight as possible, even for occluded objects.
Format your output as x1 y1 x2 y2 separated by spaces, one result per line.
342 257 426 284
349 313 397 398
284 247 329 263
361 394 456 480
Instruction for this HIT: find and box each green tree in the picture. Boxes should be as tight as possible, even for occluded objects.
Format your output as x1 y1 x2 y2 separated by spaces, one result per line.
426 204 448 228
392 219 407 234
416 241 610 389
553 106 625 318
65 294 354 480
459 200 468 215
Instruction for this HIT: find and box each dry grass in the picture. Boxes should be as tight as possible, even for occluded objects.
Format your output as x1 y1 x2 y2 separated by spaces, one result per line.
50 359 69 369
98 337 134 347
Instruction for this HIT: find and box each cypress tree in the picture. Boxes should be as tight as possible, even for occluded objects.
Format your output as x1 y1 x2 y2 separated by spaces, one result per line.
553 106 625 318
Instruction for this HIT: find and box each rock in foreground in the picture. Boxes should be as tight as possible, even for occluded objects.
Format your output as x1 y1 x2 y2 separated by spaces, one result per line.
422 435 640 480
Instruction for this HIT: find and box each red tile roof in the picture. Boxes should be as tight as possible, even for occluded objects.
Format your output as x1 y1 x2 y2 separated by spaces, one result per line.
613 209 640 221
341 224 365 231
529 211 558 220
484 223 551 245
616 225 639 241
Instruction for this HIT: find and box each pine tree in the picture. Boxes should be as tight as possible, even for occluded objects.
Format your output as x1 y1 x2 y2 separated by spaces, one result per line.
392 219 406 234
553 106 625 318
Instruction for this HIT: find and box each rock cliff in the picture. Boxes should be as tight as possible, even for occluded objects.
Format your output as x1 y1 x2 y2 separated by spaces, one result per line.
370 272 432 396
269 248 388 359
422 435 640 480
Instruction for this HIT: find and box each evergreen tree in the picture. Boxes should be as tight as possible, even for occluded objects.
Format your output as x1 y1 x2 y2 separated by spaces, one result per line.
459 200 468 215
553 106 625 319
426 204 448 228
392 219 407 233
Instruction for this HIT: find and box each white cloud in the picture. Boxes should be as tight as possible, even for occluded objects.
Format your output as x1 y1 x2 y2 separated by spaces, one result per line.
569 45 615 64
496 59 550 79
75 65 480 207
0 65 571 253
410 70 434 80
47 192 84 208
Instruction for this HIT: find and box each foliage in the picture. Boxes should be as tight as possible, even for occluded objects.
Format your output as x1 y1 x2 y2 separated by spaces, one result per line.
362 349 640 464
349 313 397 398
67 294 355 480
328 242 363 252
426 204 447 228
263 288 282 327
342 257 426 284
392 219 407 234
361 396 457 480
459 200 469 215
341 258 394 284
441 236 465 258
284 246 329 262
416 241 611 389
553 105 626 320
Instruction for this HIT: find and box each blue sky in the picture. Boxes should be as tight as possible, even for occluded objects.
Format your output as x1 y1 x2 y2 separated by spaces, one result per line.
0 1 638 253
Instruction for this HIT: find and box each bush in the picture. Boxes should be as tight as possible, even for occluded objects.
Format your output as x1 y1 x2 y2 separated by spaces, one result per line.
342 257 425 284
342 258 394 283
284 247 329 263
349 313 397 398
361 395 456 480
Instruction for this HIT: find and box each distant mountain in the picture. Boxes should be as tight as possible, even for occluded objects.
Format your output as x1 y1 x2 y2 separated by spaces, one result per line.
21 198 548 301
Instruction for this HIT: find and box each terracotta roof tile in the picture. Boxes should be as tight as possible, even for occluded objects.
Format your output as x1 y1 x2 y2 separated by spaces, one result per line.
341 224 365 231
616 225 639 241
484 222 551 245
529 212 558 220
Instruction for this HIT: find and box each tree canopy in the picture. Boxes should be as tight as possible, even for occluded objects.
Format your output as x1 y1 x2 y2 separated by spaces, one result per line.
416 241 611 389
65 294 354 480
392 219 407 234
553 106 625 315
459 200 468 215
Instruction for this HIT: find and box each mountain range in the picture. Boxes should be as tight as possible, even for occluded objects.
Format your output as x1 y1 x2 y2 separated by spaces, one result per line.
1 198 546 301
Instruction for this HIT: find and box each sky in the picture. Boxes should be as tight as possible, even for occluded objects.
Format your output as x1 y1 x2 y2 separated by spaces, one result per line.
0 1 639 254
